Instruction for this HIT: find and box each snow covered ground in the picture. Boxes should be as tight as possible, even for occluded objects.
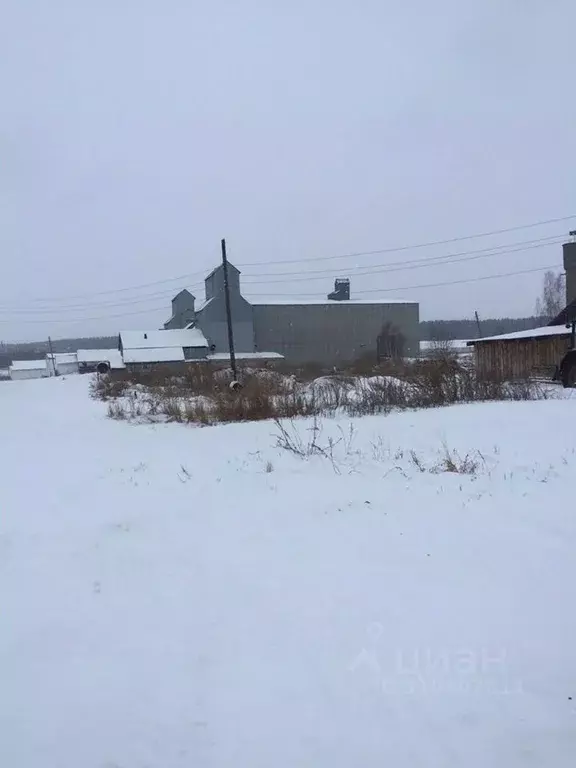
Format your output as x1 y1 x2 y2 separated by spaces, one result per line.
1 375 576 767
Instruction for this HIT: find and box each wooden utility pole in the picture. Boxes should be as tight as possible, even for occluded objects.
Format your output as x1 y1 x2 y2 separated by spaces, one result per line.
474 311 482 338
47 336 57 376
221 238 237 380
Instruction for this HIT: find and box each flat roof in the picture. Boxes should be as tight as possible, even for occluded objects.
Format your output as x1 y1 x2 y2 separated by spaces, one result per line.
46 353 77 364
10 359 47 371
249 298 416 306
120 328 207 350
468 325 571 345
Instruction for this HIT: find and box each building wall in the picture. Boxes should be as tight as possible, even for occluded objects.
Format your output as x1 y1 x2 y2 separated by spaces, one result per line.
196 264 254 353
10 368 46 381
47 359 79 376
165 313 194 330
252 302 419 365
474 336 571 378
57 362 79 376
124 361 187 372
205 266 241 301
196 294 255 354
183 346 209 361
164 292 195 330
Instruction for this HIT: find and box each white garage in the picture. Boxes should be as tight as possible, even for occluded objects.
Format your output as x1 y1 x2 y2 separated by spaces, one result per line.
9 360 48 380
46 353 79 376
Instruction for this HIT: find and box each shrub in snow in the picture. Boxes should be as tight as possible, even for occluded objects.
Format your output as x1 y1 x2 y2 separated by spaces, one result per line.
98 358 549 426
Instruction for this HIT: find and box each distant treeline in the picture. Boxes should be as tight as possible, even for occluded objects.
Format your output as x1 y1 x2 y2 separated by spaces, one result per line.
1 336 117 362
420 316 547 341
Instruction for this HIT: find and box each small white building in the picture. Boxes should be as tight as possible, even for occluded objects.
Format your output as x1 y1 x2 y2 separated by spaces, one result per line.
119 328 209 370
46 353 79 376
76 349 125 374
9 360 48 380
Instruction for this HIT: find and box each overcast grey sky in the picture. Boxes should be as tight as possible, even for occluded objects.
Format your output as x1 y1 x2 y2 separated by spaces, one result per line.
1 0 574 341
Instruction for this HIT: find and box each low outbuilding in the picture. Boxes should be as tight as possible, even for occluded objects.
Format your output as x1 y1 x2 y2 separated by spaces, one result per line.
46 353 79 376
9 360 48 380
467 325 572 379
119 328 209 370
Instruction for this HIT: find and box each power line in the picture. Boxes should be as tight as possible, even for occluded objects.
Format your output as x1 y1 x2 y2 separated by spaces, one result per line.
8 270 209 306
236 215 576 267
3 214 574 305
241 236 564 284
0 234 565 315
245 263 562 298
2 263 560 324
0 285 202 316
0 302 171 324
241 234 564 280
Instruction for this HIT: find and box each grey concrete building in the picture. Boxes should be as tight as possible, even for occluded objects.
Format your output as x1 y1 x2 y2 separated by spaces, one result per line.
164 264 419 365
195 264 255 354
164 289 196 330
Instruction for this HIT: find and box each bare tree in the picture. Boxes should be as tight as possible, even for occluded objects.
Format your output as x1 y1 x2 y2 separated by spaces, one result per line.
536 271 565 319
428 337 457 360
377 322 406 360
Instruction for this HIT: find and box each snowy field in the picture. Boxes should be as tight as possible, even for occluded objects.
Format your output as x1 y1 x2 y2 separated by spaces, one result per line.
1 375 576 767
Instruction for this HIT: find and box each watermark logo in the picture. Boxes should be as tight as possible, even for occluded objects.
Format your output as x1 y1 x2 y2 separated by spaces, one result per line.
349 623 523 696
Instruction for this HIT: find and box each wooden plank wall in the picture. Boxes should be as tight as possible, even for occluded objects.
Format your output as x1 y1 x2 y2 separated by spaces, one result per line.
474 336 571 378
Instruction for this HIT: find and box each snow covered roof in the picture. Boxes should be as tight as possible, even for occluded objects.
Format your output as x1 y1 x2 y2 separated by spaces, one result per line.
249 298 416 306
420 340 470 350
10 359 46 371
207 351 284 361
46 353 77 364
122 347 186 364
120 328 208 350
76 349 125 368
468 325 572 345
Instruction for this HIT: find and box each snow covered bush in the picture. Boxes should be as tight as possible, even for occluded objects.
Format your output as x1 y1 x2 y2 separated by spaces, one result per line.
97 358 549 426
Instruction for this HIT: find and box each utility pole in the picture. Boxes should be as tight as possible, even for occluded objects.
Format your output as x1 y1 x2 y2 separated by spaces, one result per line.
474 311 482 339
47 336 57 376
221 238 237 380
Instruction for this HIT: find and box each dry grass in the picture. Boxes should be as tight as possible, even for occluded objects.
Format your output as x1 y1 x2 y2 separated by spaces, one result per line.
97 357 548 426
432 444 485 475
107 401 127 420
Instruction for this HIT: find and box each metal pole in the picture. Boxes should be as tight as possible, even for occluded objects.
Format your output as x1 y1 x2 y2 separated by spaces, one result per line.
47 336 57 376
221 238 237 380
474 311 482 338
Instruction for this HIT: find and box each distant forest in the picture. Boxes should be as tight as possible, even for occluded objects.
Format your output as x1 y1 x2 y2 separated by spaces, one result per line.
0 336 117 364
420 316 548 341
0 317 550 366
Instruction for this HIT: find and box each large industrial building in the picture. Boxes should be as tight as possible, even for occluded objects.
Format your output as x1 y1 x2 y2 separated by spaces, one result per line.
164 263 419 365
